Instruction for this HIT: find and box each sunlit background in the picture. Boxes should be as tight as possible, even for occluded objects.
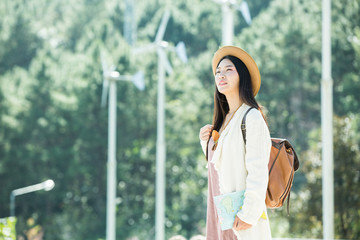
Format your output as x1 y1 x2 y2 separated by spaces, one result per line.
0 0 359 239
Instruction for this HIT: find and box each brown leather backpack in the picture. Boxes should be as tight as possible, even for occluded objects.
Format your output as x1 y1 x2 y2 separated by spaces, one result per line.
241 108 300 214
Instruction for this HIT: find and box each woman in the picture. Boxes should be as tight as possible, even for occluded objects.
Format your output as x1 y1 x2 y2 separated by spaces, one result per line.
199 46 272 240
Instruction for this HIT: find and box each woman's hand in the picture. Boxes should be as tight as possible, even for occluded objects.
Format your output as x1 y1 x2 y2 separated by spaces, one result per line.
233 216 252 231
199 124 213 141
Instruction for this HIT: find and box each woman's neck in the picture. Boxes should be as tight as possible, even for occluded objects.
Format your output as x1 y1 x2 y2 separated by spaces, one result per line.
226 93 243 114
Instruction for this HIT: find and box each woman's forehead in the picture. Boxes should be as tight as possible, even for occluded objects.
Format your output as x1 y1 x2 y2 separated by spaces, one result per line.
217 58 234 68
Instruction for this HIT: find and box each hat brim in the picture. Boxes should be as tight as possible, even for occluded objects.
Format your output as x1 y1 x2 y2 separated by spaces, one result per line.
212 46 261 96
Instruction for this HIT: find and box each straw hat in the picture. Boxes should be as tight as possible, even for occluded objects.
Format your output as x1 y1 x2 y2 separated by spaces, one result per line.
212 46 261 96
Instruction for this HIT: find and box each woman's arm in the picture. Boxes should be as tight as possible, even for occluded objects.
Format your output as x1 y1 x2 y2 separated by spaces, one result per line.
236 109 271 225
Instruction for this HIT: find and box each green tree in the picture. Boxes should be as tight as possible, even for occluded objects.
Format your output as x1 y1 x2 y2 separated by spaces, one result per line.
299 114 360 239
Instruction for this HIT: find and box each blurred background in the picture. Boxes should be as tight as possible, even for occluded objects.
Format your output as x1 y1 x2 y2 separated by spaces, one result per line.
0 0 359 239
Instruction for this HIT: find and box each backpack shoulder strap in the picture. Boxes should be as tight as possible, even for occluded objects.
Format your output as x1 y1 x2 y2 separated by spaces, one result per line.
241 107 255 144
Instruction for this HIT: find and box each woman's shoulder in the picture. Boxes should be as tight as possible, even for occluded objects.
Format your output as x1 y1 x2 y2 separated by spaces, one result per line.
245 106 266 125
234 104 264 125
245 105 262 119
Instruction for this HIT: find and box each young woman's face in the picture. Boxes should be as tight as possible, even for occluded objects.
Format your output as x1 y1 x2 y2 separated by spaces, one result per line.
215 58 240 95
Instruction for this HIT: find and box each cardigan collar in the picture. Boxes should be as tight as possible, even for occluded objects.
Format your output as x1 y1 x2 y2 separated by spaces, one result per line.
210 104 250 169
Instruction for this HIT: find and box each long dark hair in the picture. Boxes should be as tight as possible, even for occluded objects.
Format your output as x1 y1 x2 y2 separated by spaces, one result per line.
206 55 267 161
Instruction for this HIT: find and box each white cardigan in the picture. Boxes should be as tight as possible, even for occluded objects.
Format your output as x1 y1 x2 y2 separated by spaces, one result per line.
201 104 272 240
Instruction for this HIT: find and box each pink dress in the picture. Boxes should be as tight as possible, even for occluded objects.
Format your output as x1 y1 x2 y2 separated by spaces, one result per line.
206 137 237 239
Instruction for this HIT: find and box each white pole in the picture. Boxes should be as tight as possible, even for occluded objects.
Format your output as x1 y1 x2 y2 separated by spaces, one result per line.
155 49 166 240
106 79 117 240
321 0 334 239
222 2 234 45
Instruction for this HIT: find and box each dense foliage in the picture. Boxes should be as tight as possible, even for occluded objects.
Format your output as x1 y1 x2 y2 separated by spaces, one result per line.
0 0 359 239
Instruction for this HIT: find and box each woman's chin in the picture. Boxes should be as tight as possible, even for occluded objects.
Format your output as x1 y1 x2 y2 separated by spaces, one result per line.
218 87 230 95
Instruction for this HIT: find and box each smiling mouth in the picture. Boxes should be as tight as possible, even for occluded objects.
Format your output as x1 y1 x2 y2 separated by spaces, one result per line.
219 81 227 86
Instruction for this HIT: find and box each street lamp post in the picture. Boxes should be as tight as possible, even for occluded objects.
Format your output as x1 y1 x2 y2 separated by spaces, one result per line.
10 179 55 217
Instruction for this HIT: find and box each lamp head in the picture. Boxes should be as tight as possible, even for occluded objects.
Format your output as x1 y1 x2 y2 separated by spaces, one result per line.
43 180 55 191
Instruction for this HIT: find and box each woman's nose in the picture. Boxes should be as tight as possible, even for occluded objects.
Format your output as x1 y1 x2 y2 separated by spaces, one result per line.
217 72 225 79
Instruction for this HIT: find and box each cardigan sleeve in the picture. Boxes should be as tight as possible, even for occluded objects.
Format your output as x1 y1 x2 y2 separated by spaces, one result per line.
200 139 208 155
236 109 271 225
